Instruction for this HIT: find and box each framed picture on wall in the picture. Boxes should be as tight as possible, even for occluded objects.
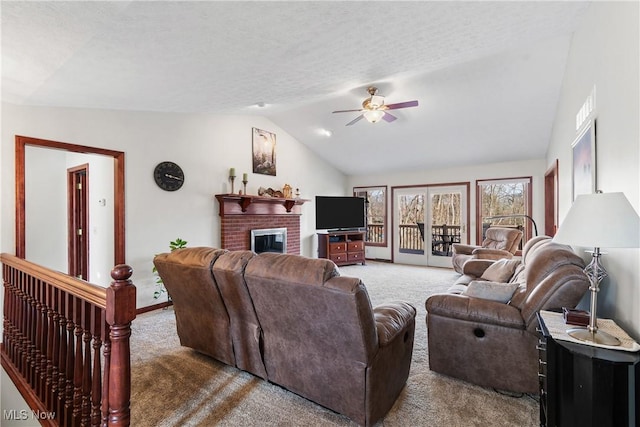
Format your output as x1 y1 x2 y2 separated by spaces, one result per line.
571 119 596 200
252 127 276 176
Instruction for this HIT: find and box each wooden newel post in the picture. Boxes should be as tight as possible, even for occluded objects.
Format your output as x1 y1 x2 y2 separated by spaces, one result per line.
106 264 136 427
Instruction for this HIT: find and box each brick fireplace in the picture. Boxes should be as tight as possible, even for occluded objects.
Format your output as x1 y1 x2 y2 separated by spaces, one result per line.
216 194 309 254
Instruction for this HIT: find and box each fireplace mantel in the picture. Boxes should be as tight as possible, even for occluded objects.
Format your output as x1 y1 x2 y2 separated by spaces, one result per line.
215 194 309 216
216 194 309 254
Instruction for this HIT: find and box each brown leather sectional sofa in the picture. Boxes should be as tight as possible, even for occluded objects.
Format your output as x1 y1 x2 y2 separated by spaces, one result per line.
153 248 416 426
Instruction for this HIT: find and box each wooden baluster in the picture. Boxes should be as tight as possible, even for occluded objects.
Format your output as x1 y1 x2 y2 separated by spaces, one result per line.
3 266 15 362
27 275 36 387
101 338 111 427
35 280 47 402
57 288 68 425
91 308 105 427
73 297 84 426
106 265 136 427
49 287 60 410
17 271 25 375
7 266 16 362
23 274 30 380
81 301 92 426
42 281 51 399
64 293 76 425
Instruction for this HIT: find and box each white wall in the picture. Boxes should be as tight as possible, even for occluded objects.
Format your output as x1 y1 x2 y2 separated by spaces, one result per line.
24 146 67 272
23 148 115 285
546 2 640 339
349 158 546 261
1 103 346 308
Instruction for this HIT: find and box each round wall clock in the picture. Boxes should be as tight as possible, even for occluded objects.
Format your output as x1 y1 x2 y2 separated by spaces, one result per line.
154 161 184 191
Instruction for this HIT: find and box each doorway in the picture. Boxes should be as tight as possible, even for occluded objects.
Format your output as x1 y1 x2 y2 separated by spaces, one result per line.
15 135 125 282
393 184 469 267
68 164 89 280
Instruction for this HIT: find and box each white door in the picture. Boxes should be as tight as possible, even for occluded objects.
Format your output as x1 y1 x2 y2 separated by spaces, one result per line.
393 185 468 267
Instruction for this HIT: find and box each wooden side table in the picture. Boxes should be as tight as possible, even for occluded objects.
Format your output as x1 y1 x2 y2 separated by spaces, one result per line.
537 311 640 427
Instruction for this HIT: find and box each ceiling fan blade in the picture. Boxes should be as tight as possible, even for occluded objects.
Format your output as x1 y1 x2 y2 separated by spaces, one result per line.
385 100 419 110
333 108 364 113
382 112 397 122
346 115 364 126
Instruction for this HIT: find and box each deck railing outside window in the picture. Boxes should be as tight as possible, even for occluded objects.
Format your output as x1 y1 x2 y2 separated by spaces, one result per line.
397 224 461 256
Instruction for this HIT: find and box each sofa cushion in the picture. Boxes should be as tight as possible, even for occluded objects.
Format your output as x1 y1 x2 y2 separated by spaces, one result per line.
480 259 521 282
463 280 519 303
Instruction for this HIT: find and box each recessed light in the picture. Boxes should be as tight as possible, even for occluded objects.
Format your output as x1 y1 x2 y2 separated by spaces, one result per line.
319 129 333 137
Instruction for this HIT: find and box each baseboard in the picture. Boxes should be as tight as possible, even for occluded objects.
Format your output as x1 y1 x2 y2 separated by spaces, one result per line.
365 258 392 263
137 300 173 315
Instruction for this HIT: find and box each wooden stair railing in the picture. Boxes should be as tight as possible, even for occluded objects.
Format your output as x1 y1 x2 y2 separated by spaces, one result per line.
1 253 136 427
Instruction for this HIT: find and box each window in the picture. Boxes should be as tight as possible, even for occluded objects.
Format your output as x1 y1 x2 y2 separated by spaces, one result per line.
476 177 533 248
354 186 387 247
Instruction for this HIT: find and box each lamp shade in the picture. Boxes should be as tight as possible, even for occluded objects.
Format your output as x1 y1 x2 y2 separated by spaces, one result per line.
553 192 640 248
363 109 385 123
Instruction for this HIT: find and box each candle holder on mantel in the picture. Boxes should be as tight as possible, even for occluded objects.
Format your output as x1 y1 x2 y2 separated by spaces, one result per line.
229 172 236 194
241 173 248 195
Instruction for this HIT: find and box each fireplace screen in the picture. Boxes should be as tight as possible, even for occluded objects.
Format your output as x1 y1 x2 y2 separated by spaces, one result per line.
251 228 287 254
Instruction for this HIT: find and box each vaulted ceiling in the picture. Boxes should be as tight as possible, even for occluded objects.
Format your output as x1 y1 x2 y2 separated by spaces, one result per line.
1 1 590 175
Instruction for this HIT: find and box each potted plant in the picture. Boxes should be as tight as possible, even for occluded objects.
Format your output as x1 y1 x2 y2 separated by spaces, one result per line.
152 238 187 300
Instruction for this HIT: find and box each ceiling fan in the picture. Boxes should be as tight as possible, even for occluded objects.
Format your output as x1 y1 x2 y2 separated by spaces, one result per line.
332 86 419 126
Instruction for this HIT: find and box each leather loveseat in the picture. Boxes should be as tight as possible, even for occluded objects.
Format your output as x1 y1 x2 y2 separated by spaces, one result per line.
425 236 589 393
153 248 416 426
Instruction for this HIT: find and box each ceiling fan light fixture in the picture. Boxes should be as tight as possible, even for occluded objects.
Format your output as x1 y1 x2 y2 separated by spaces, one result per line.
363 109 385 123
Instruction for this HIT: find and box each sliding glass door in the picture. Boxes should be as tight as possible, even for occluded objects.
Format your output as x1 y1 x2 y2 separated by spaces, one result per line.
393 185 468 268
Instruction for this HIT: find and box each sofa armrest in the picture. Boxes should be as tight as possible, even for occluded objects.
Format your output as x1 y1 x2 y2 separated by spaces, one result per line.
373 302 416 347
425 294 524 329
452 243 476 255
471 248 514 259
461 259 496 277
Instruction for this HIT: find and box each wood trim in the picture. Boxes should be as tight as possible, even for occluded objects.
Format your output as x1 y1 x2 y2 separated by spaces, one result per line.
14 136 126 265
475 176 534 244
215 194 309 216
68 164 90 280
114 151 126 264
544 160 559 237
353 185 388 248
136 301 173 315
15 138 26 258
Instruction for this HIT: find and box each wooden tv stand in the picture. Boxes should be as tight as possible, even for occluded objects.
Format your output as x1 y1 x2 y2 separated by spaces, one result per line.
317 230 366 266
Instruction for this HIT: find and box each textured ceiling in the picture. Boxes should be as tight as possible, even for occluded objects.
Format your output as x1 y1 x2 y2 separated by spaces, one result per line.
1 1 591 175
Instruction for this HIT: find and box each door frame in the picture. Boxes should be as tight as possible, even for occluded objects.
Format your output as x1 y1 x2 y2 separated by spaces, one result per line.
15 135 126 265
68 164 89 280
544 160 559 237
391 182 470 265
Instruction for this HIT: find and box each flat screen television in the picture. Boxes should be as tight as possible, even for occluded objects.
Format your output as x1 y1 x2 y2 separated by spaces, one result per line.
315 196 366 231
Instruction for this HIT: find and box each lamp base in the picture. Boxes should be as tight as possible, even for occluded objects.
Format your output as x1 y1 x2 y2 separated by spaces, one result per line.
567 327 621 346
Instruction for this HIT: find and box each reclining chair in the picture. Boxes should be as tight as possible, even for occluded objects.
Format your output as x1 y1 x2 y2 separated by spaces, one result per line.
427 236 589 393
451 227 523 274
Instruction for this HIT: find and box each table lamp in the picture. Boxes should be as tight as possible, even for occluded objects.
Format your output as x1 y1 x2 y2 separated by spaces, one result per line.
552 191 640 345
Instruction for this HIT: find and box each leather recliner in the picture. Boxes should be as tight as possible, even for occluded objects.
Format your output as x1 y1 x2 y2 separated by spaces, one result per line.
451 227 523 273
426 236 589 393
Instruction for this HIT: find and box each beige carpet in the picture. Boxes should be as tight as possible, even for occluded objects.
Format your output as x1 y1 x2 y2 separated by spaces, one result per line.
130 261 539 426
